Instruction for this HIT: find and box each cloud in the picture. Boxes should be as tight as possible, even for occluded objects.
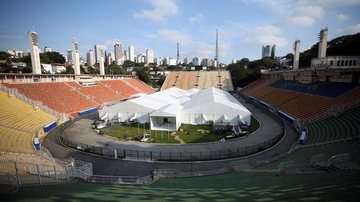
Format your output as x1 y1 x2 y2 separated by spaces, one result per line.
0 35 22 39
133 0 179 22
343 24 360 35
335 13 348 21
243 25 288 47
103 38 123 47
156 29 192 45
189 13 204 24
288 5 324 27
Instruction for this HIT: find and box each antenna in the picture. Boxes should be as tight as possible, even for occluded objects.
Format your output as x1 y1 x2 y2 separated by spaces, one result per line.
32 25 35 32
177 40 179 61
215 29 219 61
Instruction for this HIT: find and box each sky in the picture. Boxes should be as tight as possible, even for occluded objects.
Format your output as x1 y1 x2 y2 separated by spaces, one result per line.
0 0 360 64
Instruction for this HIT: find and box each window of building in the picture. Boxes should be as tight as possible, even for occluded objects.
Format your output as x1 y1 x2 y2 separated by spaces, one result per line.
345 60 348 66
349 60 352 66
337 61 340 66
354 60 357 66
341 60 344 66
330 61 333 65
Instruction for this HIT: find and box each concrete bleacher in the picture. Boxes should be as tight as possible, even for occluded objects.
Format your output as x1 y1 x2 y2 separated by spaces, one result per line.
271 80 360 98
98 80 139 98
65 82 125 104
2 82 98 116
306 106 360 144
0 91 57 153
161 71 234 91
241 78 360 123
124 78 155 94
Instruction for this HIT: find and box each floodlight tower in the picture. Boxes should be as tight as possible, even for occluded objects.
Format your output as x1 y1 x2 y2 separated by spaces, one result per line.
293 40 300 70
318 27 328 58
28 31 41 74
72 40 80 75
215 29 219 62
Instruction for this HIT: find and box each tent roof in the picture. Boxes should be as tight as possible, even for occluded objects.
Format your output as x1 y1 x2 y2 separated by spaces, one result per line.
183 87 250 113
150 103 183 117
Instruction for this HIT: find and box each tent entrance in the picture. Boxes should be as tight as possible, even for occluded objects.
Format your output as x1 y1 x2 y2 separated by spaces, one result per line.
150 116 177 131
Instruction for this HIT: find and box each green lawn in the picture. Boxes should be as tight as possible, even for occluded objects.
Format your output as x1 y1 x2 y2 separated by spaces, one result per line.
3 171 359 201
177 124 223 143
104 123 179 144
104 116 260 144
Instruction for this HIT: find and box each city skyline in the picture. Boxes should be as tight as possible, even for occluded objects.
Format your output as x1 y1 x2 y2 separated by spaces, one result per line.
1 0 360 63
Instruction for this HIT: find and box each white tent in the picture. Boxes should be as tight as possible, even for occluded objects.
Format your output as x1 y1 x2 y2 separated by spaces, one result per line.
99 87 252 131
150 103 183 131
181 87 251 126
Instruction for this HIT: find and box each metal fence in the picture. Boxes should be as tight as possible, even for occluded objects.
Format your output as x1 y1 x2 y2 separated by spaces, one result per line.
59 114 285 161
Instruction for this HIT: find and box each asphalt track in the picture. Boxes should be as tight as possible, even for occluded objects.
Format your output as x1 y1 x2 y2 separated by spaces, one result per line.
43 95 298 177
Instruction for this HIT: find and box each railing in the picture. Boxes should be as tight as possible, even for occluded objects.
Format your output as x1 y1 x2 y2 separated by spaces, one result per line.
155 168 229 178
0 84 69 122
87 175 152 184
58 110 285 161
328 153 351 163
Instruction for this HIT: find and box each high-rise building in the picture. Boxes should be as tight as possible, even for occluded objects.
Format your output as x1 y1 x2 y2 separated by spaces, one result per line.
124 50 129 61
67 49 73 63
44 46 52 52
318 27 328 58
128 45 135 62
107 52 114 65
60 52 68 63
202 58 209 67
192 57 201 66
262 45 271 58
114 43 124 65
293 40 300 70
146 49 154 64
86 49 95 66
94 45 107 63
28 31 41 74
72 41 80 75
271 45 276 59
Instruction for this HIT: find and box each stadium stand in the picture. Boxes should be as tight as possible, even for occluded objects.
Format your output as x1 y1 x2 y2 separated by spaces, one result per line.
259 141 360 169
123 78 155 94
271 80 360 98
2 82 97 116
65 82 124 104
98 80 140 98
306 106 360 144
0 127 34 153
0 91 57 133
0 91 57 154
161 71 234 91
241 77 360 123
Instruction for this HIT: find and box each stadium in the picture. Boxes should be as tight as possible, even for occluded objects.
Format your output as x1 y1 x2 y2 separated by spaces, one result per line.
1 20 360 202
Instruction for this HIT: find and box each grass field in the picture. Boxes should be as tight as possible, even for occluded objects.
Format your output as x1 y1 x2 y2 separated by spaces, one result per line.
2 171 359 201
104 116 260 144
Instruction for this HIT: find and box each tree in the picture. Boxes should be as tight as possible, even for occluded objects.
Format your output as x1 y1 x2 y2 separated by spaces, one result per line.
65 65 74 74
135 67 151 84
123 60 135 68
106 64 127 75
0 62 12 73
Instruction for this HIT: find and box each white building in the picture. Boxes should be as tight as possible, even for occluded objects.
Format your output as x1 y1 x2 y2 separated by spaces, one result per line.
99 49 105 75
99 87 251 131
107 52 115 65
28 31 41 74
128 45 135 62
146 49 154 64
94 45 107 63
72 41 80 75
67 49 73 64
44 46 52 52
311 56 360 69
114 43 124 65
86 49 95 66
192 57 201 66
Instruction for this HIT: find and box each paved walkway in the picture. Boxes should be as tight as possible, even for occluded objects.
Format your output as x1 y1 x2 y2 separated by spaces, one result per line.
43 95 298 176
62 96 282 154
